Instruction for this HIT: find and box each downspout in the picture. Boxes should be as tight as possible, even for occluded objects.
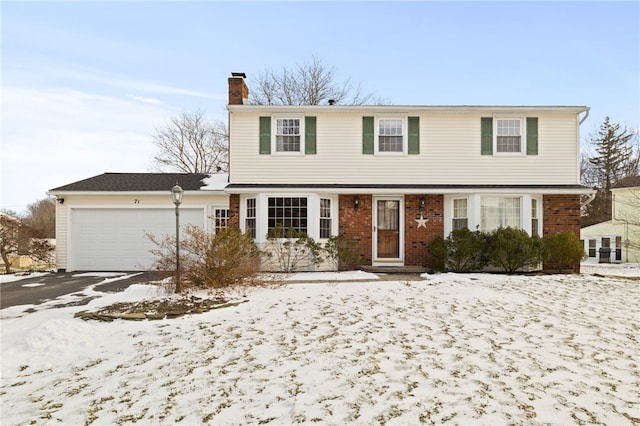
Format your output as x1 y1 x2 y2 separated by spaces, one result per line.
579 107 595 207
579 107 590 125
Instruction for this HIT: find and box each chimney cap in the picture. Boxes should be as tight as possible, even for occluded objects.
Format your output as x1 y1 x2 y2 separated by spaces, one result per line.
231 72 247 78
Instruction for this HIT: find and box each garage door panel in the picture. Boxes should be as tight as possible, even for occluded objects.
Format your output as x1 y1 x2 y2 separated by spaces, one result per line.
71 208 204 271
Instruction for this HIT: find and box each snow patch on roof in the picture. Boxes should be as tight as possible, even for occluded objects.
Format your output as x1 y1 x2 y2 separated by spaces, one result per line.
202 173 229 191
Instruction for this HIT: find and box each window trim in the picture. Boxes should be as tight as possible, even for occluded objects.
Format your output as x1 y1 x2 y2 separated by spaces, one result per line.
452 198 469 231
494 116 526 155
375 116 408 155
210 205 230 235
272 115 305 155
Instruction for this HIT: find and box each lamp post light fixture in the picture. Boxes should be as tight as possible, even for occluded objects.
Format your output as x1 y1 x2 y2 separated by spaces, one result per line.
171 183 184 293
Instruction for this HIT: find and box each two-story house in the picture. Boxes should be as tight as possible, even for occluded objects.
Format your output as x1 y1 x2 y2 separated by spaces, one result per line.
48 73 592 273
225 74 592 272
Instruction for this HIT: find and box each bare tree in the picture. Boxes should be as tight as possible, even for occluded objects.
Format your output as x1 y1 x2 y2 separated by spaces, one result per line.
23 198 56 238
0 213 54 273
150 110 228 173
250 55 382 106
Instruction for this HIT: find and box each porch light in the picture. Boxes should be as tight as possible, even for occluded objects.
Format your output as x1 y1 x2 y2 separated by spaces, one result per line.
419 197 425 210
354 197 360 210
171 183 183 293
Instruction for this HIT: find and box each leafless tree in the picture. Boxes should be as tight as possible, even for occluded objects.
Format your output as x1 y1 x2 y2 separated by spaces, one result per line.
150 110 228 173
250 55 382 106
23 198 56 238
0 213 54 273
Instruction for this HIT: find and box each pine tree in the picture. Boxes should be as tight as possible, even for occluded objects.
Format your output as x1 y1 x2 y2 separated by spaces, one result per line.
582 117 639 226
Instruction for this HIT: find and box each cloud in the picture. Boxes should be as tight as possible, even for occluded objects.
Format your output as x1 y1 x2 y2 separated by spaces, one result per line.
128 95 163 105
1 86 170 213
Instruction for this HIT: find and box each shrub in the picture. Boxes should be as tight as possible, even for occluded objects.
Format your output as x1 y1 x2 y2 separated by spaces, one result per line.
264 225 323 272
446 228 488 272
146 223 262 292
426 236 447 272
486 226 544 273
325 235 362 271
426 229 487 272
188 227 262 289
542 231 585 273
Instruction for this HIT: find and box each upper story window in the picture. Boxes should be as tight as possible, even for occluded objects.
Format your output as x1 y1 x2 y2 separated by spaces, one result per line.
378 119 404 152
363 116 419 155
260 116 316 155
276 119 301 152
496 118 523 153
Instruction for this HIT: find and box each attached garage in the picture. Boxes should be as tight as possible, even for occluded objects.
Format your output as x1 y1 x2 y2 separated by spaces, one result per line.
71 208 204 271
48 172 229 272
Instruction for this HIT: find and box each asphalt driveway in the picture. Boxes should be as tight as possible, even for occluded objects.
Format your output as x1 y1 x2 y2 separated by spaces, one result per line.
0 271 168 310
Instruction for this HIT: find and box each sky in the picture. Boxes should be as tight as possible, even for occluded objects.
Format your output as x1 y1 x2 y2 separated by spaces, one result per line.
1 1 639 215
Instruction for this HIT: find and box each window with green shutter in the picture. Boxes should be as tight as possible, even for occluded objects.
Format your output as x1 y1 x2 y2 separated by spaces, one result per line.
482 116 538 155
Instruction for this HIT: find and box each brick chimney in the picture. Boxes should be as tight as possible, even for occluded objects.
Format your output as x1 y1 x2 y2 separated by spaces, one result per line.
228 72 249 105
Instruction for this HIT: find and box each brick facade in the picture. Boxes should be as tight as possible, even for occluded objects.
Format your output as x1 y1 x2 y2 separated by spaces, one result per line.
229 194 240 228
404 194 444 267
543 194 582 272
338 194 373 265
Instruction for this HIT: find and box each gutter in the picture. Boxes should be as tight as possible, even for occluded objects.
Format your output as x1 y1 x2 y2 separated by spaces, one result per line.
579 107 591 124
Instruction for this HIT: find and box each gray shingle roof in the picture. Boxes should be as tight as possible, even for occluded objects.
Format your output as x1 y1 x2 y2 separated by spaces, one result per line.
49 173 212 192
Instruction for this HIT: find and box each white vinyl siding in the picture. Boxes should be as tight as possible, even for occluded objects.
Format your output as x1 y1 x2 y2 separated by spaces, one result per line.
229 110 581 186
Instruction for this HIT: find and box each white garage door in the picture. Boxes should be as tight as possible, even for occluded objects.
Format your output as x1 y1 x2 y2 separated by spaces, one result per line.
71 208 204 271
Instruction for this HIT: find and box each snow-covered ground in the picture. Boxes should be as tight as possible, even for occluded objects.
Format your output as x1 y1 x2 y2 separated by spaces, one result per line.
1 268 638 425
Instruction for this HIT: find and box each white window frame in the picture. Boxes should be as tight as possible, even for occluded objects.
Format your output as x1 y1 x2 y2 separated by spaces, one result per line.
209 205 230 235
494 117 525 155
241 194 338 243
273 115 304 155
480 195 522 232
452 198 469 231
375 116 407 155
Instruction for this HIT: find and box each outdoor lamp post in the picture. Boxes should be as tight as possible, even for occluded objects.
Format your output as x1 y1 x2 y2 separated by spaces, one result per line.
171 183 184 293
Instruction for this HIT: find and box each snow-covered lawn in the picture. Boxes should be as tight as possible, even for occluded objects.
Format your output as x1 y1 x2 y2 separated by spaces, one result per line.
1 272 638 425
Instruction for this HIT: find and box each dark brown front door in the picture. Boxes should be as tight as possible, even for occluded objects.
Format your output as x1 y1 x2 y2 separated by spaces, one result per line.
376 199 400 259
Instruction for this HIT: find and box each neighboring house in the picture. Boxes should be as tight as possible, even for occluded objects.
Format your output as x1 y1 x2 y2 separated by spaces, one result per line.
48 173 228 271
581 176 640 263
225 74 592 272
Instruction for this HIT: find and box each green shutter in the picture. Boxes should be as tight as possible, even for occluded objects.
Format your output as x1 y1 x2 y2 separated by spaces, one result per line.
526 117 538 155
305 116 317 154
259 116 271 154
362 116 374 154
481 117 493 155
408 116 420 155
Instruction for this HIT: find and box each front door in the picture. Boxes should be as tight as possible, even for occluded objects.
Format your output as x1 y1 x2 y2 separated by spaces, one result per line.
374 197 403 263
